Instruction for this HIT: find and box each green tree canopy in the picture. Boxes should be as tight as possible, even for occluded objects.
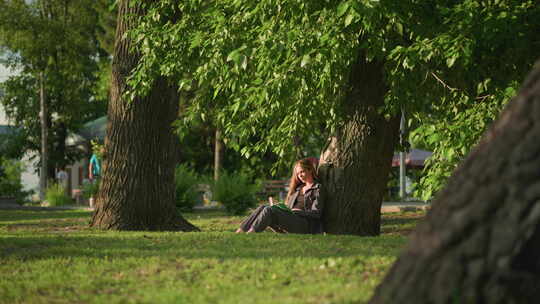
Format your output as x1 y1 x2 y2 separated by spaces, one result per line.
129 0 539 195
0 0 108 169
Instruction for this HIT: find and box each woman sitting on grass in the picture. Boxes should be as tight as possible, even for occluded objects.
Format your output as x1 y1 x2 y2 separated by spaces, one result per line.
236 158 324 234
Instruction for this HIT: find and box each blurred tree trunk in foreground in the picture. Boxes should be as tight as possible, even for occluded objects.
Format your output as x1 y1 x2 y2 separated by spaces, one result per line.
90 0 198 231
370 61 540 303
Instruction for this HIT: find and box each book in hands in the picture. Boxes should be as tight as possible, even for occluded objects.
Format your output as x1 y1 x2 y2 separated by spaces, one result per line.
271 203 292 213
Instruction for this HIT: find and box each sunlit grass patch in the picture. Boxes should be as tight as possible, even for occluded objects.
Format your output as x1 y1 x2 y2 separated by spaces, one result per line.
0 209 425 304
381 211 425 235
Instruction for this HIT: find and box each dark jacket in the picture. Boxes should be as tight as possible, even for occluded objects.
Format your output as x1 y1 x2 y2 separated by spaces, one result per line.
286 183 324 234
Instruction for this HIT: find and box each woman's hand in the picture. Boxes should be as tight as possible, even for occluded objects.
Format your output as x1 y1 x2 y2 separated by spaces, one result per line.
291 208 302 211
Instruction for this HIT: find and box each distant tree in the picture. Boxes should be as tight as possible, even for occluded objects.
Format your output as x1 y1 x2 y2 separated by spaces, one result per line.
94 0 117 57
175 116 280 180
0 0 107 179
90 0 198 231
92 0 117 105
370 61 540 304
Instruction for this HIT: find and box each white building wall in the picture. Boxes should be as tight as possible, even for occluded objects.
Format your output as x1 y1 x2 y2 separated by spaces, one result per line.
0 104 7 124
69 158 87 191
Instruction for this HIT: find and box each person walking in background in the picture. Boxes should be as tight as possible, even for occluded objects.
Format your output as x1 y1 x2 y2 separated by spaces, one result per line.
88 145 104 208
236 158 324 234
88 148 102 181
56 166 69 196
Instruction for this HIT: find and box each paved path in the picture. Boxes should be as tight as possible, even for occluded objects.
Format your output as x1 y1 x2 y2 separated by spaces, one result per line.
381 201 430 213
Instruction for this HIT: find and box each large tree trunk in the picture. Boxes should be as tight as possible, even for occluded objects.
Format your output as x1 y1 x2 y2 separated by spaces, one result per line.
90 0 198 231
369 62 540 303
319 50 400 235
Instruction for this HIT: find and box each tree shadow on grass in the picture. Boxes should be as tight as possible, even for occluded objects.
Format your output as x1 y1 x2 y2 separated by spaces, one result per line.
1 209 425 233
0 230 405 262
183 209 231 219
380 212 425 235
0 210 92 222
3 218 90 233
0 209 421 262
0 209 232 224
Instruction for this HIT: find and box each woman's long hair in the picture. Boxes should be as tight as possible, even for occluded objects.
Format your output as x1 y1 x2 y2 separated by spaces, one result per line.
285 158 319 203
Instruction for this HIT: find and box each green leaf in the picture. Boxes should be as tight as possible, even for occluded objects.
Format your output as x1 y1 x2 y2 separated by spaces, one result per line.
446 56 457 68
213 86 221 99
345 14 354 27
395 23 403 36
190 32 203 49
227 50 242 65
320 33 330 43
231 102 240 115
504 86 516 97
241 55 248 70
476 82 484 95
337 2 349 17
300 54 311 68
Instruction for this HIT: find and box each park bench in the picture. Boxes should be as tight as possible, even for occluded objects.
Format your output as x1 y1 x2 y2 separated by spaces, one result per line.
258 179 289 201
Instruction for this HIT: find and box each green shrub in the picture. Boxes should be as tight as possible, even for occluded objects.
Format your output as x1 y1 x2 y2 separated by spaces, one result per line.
81 180 100 199
45 182 73 206
175 164 200 211
212 171 259 215
0 157 32 204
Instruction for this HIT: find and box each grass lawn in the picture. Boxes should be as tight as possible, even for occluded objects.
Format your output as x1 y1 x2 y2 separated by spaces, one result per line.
0 208 425 304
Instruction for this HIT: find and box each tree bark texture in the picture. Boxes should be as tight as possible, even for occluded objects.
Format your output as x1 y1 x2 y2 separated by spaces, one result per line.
214 128 222 181
370 62 540 303
39 71 48 201
319 50 400 235
90 0 198 231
